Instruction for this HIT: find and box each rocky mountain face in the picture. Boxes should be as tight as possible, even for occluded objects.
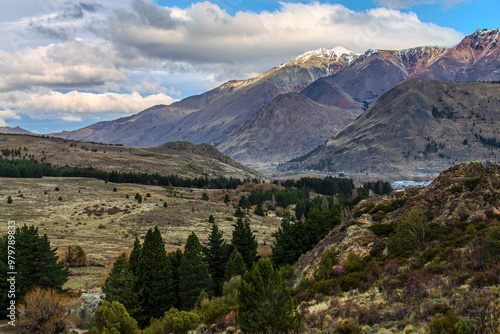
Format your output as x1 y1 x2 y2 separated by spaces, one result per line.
302 29 500 110
217 93 361 164
0 126 33 135
53 47 359 147
294 161 500 281
284 79 500 176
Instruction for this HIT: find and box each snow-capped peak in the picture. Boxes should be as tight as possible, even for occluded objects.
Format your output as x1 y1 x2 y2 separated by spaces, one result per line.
291 46 360 63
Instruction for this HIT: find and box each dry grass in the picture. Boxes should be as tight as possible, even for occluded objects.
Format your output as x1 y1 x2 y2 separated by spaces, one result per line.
0 177 281 290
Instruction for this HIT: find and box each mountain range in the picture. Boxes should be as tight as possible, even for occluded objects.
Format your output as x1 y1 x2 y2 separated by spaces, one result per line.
283 78 500 176
52 29 500 170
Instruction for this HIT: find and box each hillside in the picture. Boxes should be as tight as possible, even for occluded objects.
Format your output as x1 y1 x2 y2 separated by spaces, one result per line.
291 161 500 333
0 126 33 135
0 134 261 180
284 79 500 176
217 93 361 164
53 47 359 147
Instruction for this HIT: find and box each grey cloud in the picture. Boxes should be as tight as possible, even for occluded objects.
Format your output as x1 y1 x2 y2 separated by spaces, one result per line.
131 0 177 30
28 21 70 40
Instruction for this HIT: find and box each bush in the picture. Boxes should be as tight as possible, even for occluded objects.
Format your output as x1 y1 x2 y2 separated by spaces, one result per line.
486 226 500 261
428 311 459 334
64 245 87 267
7 195 12 204
113 187 117 192
388 209 432 256
201 192 209 201
19 287 76 333
91 301 139 334
162 308 200 334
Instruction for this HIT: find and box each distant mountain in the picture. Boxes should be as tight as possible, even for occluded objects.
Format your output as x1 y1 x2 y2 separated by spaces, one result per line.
302 29 500 110
53 47 359 146
53 29 500 167
217 93 361 164
283 79 500 176
0 126 33 135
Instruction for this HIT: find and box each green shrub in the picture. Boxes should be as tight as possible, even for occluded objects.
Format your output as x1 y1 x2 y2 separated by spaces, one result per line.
162 308 200 334
113 187 117 192
486 226 500 261
428 312 458 334
91 301 139 334
201 192 209 201
55 187 60 191
464 177 481 191
7 195 12 204
388 209 431 256
368 222 396 237
314 248 337 281
449 185 463 194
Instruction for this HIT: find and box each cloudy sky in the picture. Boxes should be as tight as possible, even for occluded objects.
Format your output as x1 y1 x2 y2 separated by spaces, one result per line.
0 0 497 133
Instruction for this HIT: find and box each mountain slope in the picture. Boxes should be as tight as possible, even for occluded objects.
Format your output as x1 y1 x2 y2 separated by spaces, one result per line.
53 47 359 146
284 79 500 176
217 93 361 164
0 126 33 135
0 134 262 180
302 29 500 110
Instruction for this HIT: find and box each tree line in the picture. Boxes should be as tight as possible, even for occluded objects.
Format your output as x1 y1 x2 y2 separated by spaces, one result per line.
0 157 245 189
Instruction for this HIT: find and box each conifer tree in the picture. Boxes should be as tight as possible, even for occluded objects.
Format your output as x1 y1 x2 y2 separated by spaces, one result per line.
205 222 228 295
208 214 215 224
237 259 302 333
224 248 247 281
0 224 69 318
167 249 183 309
231 218 259 269
254 202 265 216
224 193 230 204
102 254 140 317
135 226 175 327
179 232 212 310
128 237 141 276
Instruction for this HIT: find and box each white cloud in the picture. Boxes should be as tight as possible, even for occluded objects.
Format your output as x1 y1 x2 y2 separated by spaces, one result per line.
106 1 463 67
0 89 177 121
0 39 133 92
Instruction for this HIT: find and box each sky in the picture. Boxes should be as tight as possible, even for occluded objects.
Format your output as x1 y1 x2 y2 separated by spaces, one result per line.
0 0 498 133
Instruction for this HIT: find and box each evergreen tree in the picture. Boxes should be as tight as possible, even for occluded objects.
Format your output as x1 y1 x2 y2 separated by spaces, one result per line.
254 202 265 216
0 224 69 318
128 237 141 276
102 254 140 317
134 226 175 327
167 249 183 309
205 223 228 295
234 206 245 218
231 218 259 269
224 248 247 281
224 193 230 204
237 259 302 333
238 195 250 208
208 214 215 224
179 232 212 310
271 218 309 267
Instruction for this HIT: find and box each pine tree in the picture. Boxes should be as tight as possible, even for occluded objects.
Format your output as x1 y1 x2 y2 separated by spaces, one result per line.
224 248 247 281
205 223 228 295
167 249 183 309
224 193 230 204
102 254 140 317
237 259 302 333
271 217 309 267
231 218 259 269
208 214 215 224
134 226 175 327
128 237 141 276
179 232 212 310
254 202 265 216
0 224 69 318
